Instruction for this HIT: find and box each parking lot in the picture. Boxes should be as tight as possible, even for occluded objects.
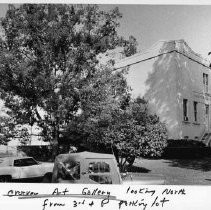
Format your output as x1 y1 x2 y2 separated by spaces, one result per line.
133 157 211 185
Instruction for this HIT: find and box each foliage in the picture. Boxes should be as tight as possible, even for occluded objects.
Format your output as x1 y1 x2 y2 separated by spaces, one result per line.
0 115 30 145
18 145 52 161
65 97 168 171
101 98 167 171
0 4 137 154
0 4 167 168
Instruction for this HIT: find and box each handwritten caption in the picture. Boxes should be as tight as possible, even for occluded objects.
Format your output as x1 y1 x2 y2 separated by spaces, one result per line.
3 186 186 210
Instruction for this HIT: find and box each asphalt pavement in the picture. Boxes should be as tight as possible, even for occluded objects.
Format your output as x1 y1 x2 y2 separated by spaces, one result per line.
133 157 211 185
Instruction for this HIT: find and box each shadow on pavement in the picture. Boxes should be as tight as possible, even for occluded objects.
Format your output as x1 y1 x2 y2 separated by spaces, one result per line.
164 157 211 172
128 165 151 173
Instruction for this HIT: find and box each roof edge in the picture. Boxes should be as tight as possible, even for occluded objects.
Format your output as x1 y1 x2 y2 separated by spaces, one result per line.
114 39 210 70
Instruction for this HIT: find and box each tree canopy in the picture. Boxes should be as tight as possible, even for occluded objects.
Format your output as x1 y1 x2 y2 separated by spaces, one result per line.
0 115 30 145
0 4 137 150
66 96 167 171
0 4 167 166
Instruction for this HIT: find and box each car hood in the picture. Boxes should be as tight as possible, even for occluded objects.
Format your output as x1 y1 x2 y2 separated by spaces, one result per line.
39 162 54 167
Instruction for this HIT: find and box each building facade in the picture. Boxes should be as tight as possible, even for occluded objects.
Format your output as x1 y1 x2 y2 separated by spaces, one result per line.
115 40 211 144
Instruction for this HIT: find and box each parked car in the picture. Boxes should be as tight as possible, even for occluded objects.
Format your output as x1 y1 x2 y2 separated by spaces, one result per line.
52 151 166 184
0 156 54 182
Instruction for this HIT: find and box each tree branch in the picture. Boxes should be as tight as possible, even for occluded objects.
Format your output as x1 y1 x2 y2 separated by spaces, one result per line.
35 107 43 121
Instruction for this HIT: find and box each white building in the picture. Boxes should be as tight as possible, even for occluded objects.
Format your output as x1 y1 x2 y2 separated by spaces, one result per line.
115 40 211 145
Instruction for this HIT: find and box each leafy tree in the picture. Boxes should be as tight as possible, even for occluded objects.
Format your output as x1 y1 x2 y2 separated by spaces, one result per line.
0 116 11 145
0 4 167 167
0 115 30 145
0 4 137 156
102 98 167 171
65 96 167 171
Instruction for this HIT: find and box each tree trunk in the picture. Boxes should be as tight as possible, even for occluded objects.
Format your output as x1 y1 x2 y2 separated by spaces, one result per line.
51 141 58 161
51 124 59 161
126 155 135 169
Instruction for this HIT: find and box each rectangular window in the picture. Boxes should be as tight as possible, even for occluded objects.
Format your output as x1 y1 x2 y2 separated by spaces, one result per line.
88 162 112 184
193 101 198 122
205 104 209 115
89 162 110 173
183 99 188 121
203 73 208 93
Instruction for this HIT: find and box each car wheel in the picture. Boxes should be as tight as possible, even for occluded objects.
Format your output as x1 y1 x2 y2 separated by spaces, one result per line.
42 174 52 183
0 176 11 182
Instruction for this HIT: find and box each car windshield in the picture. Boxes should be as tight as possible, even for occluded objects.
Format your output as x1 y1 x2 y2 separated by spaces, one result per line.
14 158 38 167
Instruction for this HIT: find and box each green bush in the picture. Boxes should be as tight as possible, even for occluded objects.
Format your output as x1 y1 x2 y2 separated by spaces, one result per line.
82 97 168 171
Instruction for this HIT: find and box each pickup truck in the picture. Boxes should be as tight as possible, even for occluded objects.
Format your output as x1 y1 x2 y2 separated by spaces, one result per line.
52 151 166 185
0 156 54 182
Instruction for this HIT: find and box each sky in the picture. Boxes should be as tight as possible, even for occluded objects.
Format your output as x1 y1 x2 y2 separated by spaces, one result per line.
0 3 211 57
101 4 211 58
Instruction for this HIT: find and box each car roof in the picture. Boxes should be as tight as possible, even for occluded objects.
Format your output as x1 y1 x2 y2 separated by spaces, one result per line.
56 151 115 161
3 156 32 159
0 156 33 162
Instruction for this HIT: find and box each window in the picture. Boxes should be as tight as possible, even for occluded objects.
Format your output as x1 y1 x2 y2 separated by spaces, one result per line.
58 161 80 180
203 73 208 93
89 162 110 173
89 175 112 184
88 162 112 184
205 104 209 115
183 99 188 121
14 159 22 167
14 158 38 167
193 101 198 122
